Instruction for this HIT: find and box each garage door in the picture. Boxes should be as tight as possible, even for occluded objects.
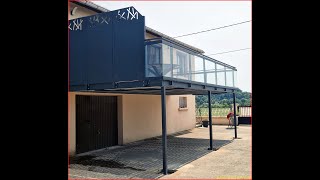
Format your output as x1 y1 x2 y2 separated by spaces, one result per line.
76 95 118 154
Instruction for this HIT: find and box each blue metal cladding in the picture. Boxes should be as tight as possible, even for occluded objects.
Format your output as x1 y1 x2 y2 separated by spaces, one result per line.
69 7 145 90
113 7 145 81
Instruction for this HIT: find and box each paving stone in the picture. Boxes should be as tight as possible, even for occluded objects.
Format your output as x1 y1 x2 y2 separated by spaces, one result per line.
70 130 233 178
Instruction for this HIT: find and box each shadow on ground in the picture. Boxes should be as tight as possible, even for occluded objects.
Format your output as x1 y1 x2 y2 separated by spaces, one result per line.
70 134 233 179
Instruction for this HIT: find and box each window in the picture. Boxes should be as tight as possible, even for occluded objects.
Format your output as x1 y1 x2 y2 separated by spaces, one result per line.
179 97 188 109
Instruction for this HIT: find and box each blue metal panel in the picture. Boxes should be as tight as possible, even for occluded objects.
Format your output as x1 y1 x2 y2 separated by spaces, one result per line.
85 14 114 85
113 7 145 81
69 7 145 91
69 22 88 87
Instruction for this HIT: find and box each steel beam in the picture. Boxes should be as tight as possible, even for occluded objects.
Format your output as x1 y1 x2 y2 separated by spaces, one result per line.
161 86 168 174
233 92 238 138
208 91 213 150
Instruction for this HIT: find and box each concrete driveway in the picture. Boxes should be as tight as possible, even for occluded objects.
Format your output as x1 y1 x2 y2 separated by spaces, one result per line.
162 125 251 179
69 125 251 179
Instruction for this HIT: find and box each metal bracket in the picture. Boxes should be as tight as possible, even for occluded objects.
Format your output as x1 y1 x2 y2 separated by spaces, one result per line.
144 80 149 87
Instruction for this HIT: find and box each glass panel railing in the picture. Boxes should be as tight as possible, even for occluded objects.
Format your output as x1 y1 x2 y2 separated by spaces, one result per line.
192 55 205 83
216 64 226 86
205 59 216 84
233 70 237 87
172 47 190 80
226 67 233 87
146 43 162 77
145 42 237 88
162 44 172 78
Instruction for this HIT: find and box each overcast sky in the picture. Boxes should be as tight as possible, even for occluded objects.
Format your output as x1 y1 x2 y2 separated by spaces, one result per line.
93 1 251 92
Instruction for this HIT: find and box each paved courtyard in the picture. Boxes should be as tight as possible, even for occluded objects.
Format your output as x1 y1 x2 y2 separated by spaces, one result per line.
162 125 251 179
69 125 251 179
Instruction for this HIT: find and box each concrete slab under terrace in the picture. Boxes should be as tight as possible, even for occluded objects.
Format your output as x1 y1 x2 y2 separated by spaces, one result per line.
68 125 251 179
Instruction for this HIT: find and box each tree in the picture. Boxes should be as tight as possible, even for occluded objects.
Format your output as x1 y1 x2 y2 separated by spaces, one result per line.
195 90 251 108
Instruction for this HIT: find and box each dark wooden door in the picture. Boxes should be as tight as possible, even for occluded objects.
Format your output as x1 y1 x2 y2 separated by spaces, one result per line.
76 95 118 154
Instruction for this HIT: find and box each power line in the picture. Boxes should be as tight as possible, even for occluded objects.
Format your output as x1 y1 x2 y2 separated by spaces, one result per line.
173 20 251 38
206 48 251 56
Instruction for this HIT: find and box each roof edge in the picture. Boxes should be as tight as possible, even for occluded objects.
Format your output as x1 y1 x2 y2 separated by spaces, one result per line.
145 27 205 54
72 0 110 13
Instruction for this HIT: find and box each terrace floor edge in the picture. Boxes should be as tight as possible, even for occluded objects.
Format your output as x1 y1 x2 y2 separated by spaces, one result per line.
70 78 238 95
